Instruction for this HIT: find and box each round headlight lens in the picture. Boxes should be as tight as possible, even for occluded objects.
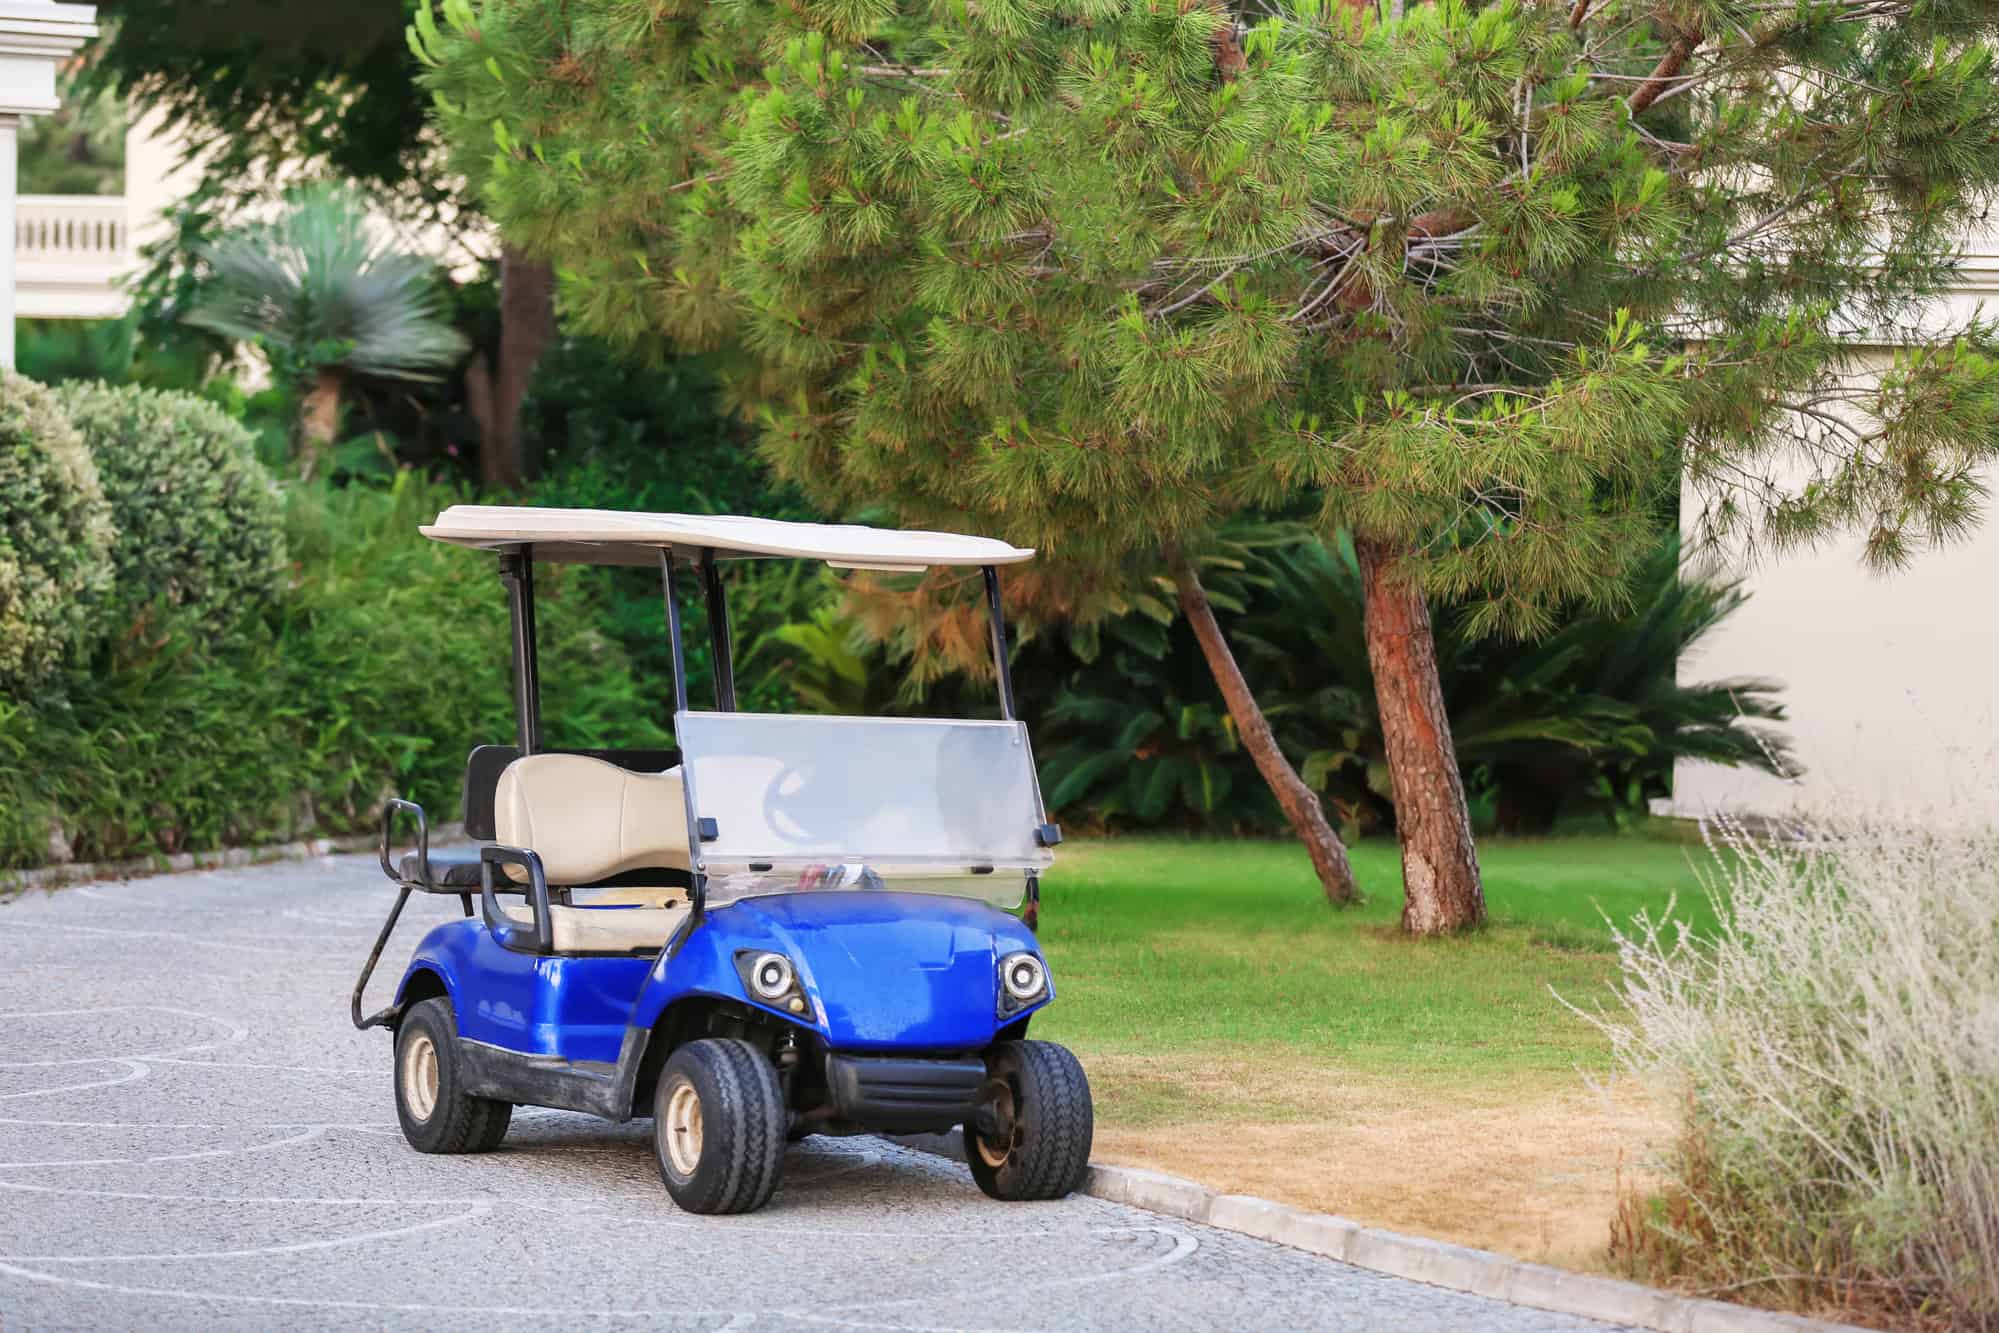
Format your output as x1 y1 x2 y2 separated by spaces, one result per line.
1001 953 1047 1002
749 952 795 1001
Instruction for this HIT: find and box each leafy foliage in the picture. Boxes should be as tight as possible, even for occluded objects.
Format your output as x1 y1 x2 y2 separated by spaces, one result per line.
12 319 144 389
1032 530 1792 833
17 72 124 195
0 475 666 869
1244 532 1794 832
0 372 114 693
185 182 470 389
57 382 288 631
1035 615 1268 829
529 346 819 719
419 0 1999 639
88 0 435 202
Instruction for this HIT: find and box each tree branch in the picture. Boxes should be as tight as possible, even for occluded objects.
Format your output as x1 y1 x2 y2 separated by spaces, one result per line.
1626 26 1701 116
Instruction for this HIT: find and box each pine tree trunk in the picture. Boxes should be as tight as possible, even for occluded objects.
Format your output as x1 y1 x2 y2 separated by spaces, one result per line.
1173 560 1361 906
481 248 558 490
1357 538 1486 934
296 368 344 480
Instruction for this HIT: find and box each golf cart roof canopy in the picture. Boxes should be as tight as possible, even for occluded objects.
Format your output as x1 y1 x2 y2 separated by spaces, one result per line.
421 505 1036 571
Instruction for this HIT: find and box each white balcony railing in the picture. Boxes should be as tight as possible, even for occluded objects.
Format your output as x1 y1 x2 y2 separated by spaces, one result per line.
14 194 133 319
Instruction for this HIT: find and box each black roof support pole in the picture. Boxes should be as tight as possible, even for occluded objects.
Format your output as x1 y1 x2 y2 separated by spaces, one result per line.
659 548 691 714
658 547 707 921
982 564 1018 721
698 547 736 711
520 545 542 750
500 548 541 754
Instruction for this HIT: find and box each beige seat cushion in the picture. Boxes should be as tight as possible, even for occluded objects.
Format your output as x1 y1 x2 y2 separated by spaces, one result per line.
494 754 691 884
502 902 689 954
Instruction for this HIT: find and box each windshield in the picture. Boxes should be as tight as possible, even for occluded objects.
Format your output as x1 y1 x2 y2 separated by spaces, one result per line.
676 711 1051 908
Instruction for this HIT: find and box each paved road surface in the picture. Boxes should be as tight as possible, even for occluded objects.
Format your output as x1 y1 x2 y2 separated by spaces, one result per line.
0 857 1627 1330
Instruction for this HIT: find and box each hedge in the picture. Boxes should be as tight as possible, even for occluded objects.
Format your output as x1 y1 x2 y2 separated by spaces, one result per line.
58 381 287 628
0 476 667 869
0 371 114 692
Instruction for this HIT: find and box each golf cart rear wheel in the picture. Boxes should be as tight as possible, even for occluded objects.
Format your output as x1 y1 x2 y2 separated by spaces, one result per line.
965 1040 1094 1201
652 1038 788 1214
394 997 513 1154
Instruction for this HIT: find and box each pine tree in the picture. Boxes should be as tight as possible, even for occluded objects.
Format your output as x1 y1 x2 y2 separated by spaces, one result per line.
417 0 1999 932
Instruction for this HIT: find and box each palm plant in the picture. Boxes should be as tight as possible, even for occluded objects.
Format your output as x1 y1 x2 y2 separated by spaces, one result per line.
1032 527 1795 835
185 183 468 477
1035 614 1276 830
1237 533 1796 833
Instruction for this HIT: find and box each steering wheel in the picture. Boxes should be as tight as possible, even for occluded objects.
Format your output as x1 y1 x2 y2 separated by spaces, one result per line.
758 761 851 845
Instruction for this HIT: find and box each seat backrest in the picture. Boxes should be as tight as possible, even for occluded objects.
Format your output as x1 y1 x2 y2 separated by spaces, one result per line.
494 754 690 885
462 744 680 840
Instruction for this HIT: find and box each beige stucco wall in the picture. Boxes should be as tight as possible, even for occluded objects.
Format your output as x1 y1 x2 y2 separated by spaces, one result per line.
123 102 204 255
1670 342 1999 821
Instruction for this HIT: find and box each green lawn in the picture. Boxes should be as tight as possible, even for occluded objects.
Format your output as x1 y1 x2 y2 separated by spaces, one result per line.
1027 833 1719 1108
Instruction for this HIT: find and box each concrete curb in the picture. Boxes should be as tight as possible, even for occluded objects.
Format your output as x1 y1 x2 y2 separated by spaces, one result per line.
0 825 469 895
889 1132 1853 1333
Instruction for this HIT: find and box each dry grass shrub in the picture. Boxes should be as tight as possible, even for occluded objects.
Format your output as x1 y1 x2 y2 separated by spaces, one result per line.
1586 813 1999 1328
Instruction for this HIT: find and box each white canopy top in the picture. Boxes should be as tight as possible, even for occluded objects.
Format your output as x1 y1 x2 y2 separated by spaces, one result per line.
420 505 1036 570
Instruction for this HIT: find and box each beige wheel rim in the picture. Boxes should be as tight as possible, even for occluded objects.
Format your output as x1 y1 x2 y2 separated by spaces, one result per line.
973 1081 1015 1168
401 1033 440 1122
664 1080 704 1177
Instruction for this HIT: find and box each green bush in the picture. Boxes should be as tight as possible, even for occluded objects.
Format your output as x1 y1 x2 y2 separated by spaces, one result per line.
1026 528 1793 835
58 381 287 628
530 342 821 720
0 371 114 692
0 476 667 869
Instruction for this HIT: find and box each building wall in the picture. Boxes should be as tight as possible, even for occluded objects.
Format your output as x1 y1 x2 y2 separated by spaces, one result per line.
123 102 203 255
1671 337 1999 821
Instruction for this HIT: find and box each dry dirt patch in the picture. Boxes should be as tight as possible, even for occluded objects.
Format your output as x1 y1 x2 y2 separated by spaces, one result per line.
1081 1048 1670 1268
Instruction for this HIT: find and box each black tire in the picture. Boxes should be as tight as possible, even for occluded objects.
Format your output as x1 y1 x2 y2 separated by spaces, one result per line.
394 997 513 1154
965 1040 1094 1201
651 1038 788 1214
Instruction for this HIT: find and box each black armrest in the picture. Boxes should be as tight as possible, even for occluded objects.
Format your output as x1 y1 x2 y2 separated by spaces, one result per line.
481 844 551 954
397 847 485 888
379 798 432 890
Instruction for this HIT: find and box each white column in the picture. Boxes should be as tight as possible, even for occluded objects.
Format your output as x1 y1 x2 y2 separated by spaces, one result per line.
0 115 15 367
0 0 98 366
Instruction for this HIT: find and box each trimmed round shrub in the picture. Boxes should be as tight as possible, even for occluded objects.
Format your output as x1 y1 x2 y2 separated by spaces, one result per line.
0 371 114 690
58 382 287 625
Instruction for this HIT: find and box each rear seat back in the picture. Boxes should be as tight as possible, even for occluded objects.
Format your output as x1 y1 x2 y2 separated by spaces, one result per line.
462 744 680 840
494 753 691 884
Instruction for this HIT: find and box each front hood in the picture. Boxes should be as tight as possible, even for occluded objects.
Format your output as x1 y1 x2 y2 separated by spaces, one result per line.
725 892 1041 1051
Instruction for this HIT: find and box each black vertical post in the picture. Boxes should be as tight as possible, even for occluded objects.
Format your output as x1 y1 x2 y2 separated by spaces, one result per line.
501 549 541 753
983 565 1017 721
520 546 542 749
698 548 736 711
659 549 691 715
658 546 707 921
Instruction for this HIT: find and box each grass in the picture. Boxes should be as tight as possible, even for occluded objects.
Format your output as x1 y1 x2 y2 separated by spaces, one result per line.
1030 832 1716 1105
1017 831 1719 1264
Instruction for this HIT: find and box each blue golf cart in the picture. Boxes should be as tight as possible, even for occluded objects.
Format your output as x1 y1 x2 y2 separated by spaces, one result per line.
352 507 1091 1214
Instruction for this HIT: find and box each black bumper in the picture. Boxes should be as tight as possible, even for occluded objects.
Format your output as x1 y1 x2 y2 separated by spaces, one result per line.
824 1053 986 1133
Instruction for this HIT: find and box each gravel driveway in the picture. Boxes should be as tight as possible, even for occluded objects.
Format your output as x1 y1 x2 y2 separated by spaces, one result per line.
0 856 1629 1330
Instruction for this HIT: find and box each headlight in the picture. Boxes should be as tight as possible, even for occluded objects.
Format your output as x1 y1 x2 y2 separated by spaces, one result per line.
999 951 1049 1013
735 951 809 1015
748 952 794 1001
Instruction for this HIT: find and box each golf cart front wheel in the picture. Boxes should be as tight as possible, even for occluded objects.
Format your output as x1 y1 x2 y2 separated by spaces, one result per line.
652 1038 788 1214
394 997 513 1154
965 1040 1093 1201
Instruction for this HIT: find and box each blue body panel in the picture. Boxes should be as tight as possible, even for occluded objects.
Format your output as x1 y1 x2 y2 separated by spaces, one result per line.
395 891 1047 1069
395 918 651 1062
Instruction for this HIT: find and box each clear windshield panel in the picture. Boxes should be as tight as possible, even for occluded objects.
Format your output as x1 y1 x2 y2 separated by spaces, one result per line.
676 712 1052 899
